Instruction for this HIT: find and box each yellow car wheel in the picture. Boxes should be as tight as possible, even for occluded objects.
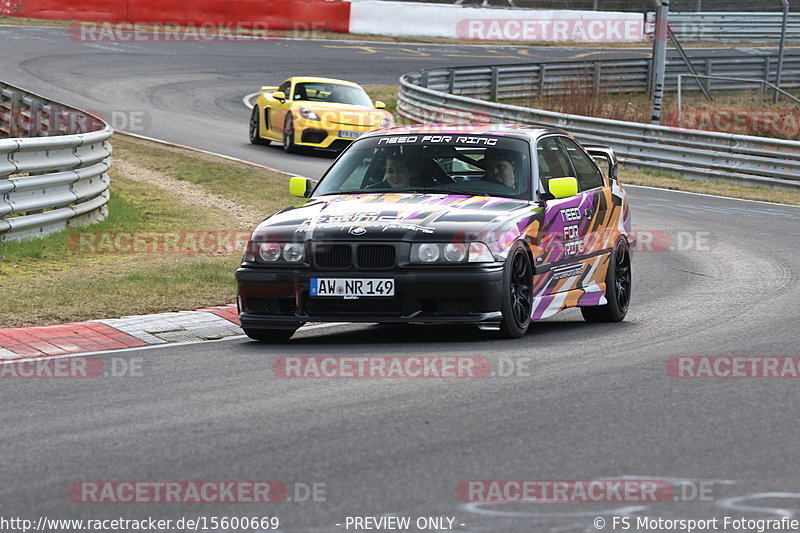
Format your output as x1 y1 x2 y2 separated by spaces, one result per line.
249 107 270 146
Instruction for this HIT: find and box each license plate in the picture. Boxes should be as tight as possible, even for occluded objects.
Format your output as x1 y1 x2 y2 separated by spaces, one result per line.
310 278 394 298
338 130 362 139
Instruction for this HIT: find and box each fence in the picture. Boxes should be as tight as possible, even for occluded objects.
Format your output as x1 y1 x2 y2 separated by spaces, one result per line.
0 82 112 242
414 53 800 101
397 56 800 189
663 12 800 42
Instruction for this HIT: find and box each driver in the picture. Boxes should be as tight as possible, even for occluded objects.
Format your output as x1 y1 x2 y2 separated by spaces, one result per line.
482 149 517 188
369 154 418 189
384 155 414 189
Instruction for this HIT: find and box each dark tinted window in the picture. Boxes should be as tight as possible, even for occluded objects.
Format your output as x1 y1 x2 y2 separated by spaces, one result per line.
313 135 532 200
561 137 604 190
537 136 573 193
278 81 291 97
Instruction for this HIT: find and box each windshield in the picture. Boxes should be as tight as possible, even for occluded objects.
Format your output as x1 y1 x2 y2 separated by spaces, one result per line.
293 82 373 107
314 134 532 200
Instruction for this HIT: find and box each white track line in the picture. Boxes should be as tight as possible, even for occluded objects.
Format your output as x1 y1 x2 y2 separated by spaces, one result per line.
626 184 800 208
243 92 261 110
117 131 288 174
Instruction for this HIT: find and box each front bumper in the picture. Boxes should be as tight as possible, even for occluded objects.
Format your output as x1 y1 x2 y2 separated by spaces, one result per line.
294 117 380 150
236 265 504 330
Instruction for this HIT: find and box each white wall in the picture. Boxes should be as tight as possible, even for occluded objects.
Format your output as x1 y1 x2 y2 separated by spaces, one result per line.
349 1 646 42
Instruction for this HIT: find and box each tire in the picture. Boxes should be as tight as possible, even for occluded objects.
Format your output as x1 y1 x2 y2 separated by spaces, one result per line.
243 327 296 342
249 107 270 145
581 238 631 323
497 242 533 339
283 114 299 154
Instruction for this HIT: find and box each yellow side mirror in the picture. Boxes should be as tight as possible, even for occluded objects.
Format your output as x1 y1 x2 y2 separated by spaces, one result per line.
374 101 386 109
289 176 312 198
548 177 578 199
271 91 286 102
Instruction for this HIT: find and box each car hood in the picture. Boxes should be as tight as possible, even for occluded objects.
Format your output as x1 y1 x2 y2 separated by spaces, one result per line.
254 193 537 244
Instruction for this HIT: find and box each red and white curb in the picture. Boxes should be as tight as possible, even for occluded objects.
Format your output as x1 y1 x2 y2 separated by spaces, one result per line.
0 304 242 359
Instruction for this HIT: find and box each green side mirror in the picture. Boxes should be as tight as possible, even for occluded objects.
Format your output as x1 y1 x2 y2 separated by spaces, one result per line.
548 177 578 199
271 91 286 102
374 101 386 109
289 176 312 198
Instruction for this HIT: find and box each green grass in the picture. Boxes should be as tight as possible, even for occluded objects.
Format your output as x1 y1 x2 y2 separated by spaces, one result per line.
0 134 293 328
364 85 399 113
111 135 294 215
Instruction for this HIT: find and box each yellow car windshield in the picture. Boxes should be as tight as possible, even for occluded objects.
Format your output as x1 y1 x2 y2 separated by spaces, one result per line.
293 82 373 107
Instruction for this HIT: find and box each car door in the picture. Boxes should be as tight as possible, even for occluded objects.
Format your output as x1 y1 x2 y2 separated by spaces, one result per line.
558 136 613 290
533 135 595 293
268 80 293 133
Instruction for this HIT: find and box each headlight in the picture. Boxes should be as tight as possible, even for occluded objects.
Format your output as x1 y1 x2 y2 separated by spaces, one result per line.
443 243 467 262
282 243 305 262
415 243 440 263
258 242 282 262
379 115 394 128
410 242 497 264
298 107 320 120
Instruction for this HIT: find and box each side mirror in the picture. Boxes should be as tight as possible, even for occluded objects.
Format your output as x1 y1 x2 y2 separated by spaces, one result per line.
271 91 286 102
289 176 312 198
374 101 386 109
584 144 618 181
548 177 578 199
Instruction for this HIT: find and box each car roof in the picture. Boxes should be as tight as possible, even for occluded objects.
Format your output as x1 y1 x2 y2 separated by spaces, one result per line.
360 123 569 142
288 77 362 88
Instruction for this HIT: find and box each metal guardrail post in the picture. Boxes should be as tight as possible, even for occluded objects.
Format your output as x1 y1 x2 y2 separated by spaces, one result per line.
592 63 601 96
8 89 22 138
776 0 789 102
650 0 670 124
538 65 546 96
28 100 43 137
490 67 499 102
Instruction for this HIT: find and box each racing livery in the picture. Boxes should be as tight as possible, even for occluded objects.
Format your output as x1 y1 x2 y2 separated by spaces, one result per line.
248 76 393 153
237 124 633 341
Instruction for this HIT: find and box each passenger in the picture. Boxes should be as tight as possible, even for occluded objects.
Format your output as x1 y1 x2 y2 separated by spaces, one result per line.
482 149 517 188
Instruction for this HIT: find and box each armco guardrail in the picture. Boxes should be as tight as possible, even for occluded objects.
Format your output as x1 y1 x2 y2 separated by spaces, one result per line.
417 53 800 101
398 59 800 190
661 12 800 43
0 82 112 242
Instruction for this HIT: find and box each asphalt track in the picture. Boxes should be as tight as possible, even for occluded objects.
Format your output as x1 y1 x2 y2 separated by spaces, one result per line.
1 25 800 532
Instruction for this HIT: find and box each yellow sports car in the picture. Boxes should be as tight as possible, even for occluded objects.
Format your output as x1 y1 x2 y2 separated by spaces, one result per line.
249 76 394 153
